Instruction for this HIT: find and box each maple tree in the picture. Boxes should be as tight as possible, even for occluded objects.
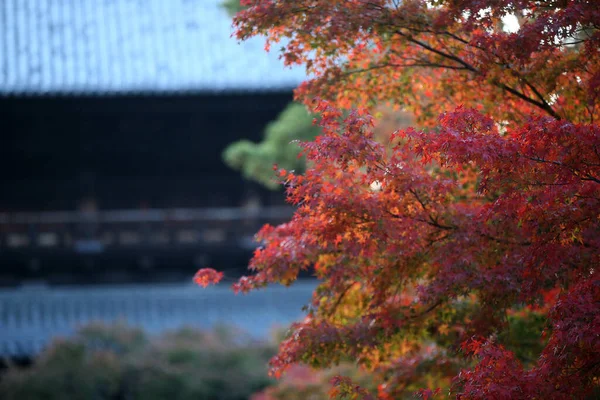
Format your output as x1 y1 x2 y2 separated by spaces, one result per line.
199 1 600 398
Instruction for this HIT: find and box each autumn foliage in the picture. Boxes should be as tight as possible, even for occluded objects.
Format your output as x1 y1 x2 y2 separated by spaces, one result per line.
193 268 224 288
198 1 600 398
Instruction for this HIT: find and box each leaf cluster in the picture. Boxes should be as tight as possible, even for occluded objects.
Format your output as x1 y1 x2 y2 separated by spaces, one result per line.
200 1 600 398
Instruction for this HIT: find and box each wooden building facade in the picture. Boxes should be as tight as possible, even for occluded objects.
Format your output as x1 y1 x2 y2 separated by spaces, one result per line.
0 0 305 284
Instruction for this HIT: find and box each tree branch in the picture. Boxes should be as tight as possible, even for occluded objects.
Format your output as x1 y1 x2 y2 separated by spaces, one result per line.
394 30 562 120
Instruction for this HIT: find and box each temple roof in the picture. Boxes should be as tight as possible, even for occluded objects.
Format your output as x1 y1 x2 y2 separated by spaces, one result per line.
0 282 315 356
0 0 305 95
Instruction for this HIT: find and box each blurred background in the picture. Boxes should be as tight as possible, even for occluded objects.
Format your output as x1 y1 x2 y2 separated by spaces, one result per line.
0 1 318 393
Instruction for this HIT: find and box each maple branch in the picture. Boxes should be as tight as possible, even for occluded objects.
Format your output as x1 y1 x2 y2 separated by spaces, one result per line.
493 80 561 120
393 30 562 120
478 233 532 246
427 232 452 245
389 211 457 231
327 282 357 318
581 176 600 184
395 30 477 72
524 155 600 184
400 190 532 245
441 31 474 47
408 189 458 231
408 188 429 211
344 61 470 77
362 1 386 11
519 76 555 114
447 32 557 117
407 299 444 321
427 215 456 231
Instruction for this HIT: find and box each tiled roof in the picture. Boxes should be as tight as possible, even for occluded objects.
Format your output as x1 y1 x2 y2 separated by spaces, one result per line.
0 0 306 95
0 281 315 356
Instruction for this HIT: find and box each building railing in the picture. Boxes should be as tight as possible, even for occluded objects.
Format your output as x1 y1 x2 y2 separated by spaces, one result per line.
0 206 294 253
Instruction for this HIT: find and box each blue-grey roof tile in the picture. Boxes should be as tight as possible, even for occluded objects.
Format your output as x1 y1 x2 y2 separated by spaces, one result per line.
0 0 306 95
0 282 316 356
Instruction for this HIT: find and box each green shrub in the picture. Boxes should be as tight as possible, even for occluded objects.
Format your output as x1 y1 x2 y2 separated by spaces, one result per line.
223 102 320 189
0 323 276 400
